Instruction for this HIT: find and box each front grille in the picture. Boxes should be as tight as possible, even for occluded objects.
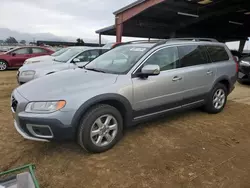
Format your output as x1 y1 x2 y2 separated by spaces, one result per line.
11 96 18 112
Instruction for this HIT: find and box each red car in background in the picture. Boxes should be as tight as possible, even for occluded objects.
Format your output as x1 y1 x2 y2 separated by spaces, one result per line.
0 46 54 71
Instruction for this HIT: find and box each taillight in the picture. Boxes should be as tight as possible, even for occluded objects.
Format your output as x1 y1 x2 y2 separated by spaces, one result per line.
233 56 239 72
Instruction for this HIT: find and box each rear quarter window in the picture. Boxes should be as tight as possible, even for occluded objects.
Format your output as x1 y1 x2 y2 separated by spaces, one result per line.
206 46 229 62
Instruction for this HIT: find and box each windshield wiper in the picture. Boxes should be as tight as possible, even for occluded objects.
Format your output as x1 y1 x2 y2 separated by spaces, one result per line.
84 67 106 73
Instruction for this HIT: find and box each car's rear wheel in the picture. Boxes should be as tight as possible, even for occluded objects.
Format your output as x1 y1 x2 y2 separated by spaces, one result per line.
0 60 8 71
77 104 123 153
204 83 228 114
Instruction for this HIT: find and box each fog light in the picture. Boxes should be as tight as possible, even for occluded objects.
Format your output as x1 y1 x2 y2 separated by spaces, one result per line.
26 124 53 139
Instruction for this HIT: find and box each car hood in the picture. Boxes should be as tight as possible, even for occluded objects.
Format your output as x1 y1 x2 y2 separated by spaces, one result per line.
16 68 118 101
0 53 8 58
25 55 52 63
19 59 58 71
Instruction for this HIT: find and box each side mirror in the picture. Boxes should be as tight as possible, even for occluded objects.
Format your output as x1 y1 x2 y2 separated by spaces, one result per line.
140 65 160 77
11 52 16 56
234 56 239 62
72 58 80 63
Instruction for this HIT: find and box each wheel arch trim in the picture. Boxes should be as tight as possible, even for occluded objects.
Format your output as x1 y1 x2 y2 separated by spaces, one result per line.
71 93 133 130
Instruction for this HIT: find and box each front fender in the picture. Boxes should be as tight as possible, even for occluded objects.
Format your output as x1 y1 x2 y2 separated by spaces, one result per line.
71 93 133 131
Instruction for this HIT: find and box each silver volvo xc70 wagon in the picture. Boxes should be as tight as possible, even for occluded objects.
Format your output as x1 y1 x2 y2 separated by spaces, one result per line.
11 39 237 153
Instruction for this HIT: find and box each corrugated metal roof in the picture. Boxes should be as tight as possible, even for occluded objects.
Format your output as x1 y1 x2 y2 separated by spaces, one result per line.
96 25 115 34
113 0 146 15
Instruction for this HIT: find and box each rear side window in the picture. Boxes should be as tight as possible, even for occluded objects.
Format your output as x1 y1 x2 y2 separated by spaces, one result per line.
178 45 209 67
206 46 229 62
32 48 47 54
13 48 30 55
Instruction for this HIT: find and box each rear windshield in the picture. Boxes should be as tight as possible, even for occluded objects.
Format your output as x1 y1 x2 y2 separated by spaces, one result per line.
206 46 229 62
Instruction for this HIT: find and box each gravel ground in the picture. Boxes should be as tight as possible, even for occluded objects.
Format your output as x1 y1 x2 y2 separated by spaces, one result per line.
1 71 250 188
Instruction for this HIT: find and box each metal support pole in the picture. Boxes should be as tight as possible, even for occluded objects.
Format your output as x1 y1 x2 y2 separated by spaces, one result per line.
116 24 123 43
239 40 246 53
99 34 102 47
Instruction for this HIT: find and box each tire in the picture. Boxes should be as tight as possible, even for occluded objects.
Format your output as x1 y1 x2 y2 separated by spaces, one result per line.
204 83 228 114
0 60 8 71
77 104 123 153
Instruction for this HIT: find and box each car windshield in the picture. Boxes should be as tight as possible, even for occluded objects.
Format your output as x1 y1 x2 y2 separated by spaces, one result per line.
51 48 68 57
85 45 149 74
54 48 84 63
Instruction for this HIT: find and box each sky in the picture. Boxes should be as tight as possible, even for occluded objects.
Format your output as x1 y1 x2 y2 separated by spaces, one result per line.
0 0 248 48
0 0 135 41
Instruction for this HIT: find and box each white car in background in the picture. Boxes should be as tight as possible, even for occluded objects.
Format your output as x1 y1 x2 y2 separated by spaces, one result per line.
23 47 69 65
17 47 109 84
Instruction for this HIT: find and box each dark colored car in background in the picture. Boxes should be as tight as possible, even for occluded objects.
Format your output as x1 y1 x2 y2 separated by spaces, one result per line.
0 46 54 71
238 56 250 84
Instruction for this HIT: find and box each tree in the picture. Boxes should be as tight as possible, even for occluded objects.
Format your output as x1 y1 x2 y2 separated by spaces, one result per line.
76 38 85 46
20 40 26 45
0 40 3 44
5 37 18 44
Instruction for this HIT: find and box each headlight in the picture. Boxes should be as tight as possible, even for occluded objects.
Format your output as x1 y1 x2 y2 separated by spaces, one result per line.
240 60 250 67
21 70 35 76
25 101 66 113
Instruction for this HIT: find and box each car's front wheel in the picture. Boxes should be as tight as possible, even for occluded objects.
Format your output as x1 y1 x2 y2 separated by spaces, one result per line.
204 83 228 114
0 60 8 71
77 104 123 153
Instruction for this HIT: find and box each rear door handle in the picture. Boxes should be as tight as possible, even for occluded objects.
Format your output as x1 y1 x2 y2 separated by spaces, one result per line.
172 76 182 81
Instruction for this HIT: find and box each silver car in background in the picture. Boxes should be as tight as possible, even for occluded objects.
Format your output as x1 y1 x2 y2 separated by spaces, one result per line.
17 47 109 84
23 47 69 65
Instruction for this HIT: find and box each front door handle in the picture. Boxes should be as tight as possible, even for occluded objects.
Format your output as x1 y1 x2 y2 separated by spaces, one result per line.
207 70 213 75
172 76 182 82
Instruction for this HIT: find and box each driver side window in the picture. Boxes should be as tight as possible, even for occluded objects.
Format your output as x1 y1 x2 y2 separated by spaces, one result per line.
75 51 90 63
13 48 30 55
144 46 179 71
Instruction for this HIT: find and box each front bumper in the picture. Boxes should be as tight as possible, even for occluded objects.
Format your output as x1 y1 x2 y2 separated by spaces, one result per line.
11 90 76 141
238 66 250 82
14 120 49 142
15 116 75 141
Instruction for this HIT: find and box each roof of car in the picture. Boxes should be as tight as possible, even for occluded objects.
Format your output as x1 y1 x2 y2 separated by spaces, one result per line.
66 46 109 50
119 39 225 48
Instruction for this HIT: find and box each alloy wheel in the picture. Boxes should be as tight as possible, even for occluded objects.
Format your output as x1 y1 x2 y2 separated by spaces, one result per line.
0 61 7 71
213 89 226 110
90 114 118 147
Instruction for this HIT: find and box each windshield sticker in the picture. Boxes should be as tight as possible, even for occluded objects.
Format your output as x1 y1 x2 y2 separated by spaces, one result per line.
130 47 147 52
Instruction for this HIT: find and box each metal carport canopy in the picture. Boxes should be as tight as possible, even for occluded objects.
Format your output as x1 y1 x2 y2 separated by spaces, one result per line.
96 0 250 42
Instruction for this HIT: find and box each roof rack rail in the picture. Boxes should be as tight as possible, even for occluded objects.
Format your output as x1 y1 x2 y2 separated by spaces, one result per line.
166 38 218 42
123 40 162 44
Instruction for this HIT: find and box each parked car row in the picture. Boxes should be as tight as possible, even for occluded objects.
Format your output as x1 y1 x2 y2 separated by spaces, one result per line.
0 46 54 71
10 38 238 153
17 47 109 84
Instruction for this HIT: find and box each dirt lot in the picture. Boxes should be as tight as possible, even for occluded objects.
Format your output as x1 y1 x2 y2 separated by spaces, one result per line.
1 71 250 188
